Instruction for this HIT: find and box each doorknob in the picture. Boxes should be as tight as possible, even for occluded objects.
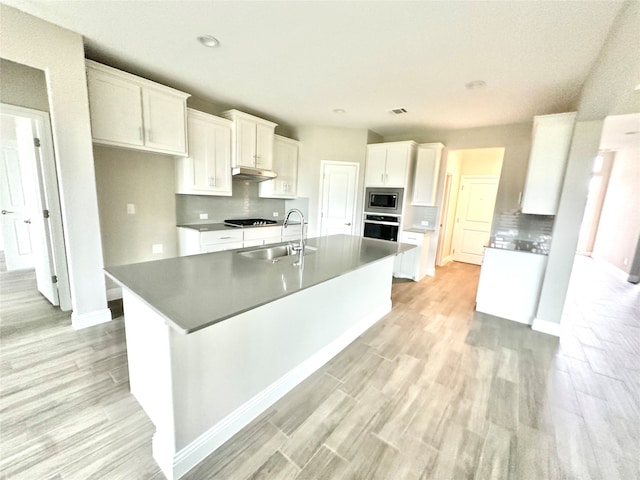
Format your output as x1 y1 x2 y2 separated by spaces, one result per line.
344 222 352 226
24 219 31 224
2 210 15 215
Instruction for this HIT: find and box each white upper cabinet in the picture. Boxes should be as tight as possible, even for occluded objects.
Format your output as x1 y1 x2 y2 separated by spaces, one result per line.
86 60 189 156
221 110 277 170
176 109 232 196
521 112 576 215
412 143 444 206
260 135 299 199
365 141 416 187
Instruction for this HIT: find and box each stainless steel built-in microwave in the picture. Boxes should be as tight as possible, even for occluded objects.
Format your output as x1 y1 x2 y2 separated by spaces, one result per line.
365 187 404 214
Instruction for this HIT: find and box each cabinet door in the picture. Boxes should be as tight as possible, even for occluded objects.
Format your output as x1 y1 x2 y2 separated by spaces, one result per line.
365 146 387 186
255 123 274 170
521 113 576 215
235 117 257 167
260 137 298 198
142 87 187 155
87 67 144 147
384 144 410 186
412 145 442 206
182 111 232 196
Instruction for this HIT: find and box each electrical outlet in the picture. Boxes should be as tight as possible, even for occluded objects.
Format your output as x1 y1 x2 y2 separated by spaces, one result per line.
623 257 629 266
273 212 279 217
420 221 429 226
199 213 209 220
127 203 136 214
152 244 163 254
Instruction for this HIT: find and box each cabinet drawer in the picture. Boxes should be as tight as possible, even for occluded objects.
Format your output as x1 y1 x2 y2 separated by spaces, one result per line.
243 226 282 241
202 241 244 253
200 230 243 245
400 232 425 246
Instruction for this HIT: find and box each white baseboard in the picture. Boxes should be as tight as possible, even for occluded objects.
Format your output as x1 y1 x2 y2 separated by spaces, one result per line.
169 300 392 480
106 286 123 301
531 317 561 337
71 307 112 330
426 267 435 277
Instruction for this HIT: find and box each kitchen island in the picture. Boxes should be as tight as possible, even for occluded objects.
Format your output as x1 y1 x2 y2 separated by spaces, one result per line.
106 234 411 480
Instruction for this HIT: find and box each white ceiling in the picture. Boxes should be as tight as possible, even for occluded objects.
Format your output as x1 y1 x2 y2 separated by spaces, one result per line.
1 0 629 137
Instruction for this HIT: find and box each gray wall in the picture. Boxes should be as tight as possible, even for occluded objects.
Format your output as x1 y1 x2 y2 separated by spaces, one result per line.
384 122 533 214
0 58 49 111
293 126 370 237
93 146 178 267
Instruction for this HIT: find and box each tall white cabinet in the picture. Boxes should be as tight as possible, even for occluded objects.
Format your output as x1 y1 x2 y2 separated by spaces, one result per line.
412 143 444 206
521 112 576 215
222 110 277 170
259 135 299 199
364 141 416 187
86 60 189 156
175 109 232 196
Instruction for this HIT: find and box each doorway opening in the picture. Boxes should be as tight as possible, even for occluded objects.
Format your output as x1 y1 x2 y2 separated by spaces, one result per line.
436 147 505 267
0 104 71 309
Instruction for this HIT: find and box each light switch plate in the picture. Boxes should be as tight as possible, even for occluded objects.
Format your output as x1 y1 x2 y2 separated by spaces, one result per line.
127 203 135 214
421 220 429 226
152 244 163 254
273 212 279 217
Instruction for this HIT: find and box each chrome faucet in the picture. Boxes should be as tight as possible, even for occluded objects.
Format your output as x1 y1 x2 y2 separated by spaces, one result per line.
283 208 305 255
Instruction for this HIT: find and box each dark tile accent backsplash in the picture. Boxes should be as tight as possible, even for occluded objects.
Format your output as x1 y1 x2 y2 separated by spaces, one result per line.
490 211 554 255
176 180 286 225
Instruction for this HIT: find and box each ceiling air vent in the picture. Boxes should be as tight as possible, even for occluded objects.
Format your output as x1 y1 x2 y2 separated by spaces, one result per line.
390 107 408 115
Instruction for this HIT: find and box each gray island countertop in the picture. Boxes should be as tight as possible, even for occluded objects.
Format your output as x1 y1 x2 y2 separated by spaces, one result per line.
106 235 412 334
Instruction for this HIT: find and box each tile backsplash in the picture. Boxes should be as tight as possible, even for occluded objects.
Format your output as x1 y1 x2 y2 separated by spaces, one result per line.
176 180 286 225
490 211 555 255
409 206 439 230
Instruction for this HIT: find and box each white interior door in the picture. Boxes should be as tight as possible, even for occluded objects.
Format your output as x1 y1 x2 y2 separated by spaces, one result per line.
319 162 358 236
451 176 499 265
1 115 35 270
0 108 60 305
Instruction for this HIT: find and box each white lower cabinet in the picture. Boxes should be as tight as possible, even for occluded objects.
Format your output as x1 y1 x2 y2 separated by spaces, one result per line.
178 225 306 256
475 248 548 324
393 230 433 281
178 228 243 256
243 226 282 247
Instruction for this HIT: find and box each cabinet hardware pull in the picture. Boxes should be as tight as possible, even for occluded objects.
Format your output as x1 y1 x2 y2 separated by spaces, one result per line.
24 219 31 224
345 222 352 226
219 236 232 239
139 127 143 141
1 210 15 215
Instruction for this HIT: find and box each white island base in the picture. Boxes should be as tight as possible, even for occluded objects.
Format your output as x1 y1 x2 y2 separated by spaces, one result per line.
122 256 394 479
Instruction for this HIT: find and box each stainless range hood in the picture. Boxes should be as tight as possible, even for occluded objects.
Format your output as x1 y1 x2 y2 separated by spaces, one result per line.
231 166 277 182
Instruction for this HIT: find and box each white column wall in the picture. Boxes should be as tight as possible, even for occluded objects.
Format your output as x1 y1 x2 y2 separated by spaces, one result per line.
0 5 110 327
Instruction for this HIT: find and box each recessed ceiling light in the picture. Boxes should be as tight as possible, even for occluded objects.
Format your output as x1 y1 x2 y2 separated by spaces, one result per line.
333 108 346 114
465 80 487 90
197 35 220 48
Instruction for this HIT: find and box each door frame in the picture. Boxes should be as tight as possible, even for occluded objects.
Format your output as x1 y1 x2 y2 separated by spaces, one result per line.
318 160 360 237
0 103 72 310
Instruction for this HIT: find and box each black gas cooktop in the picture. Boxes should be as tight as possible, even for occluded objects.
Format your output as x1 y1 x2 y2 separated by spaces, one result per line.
224 218 278 227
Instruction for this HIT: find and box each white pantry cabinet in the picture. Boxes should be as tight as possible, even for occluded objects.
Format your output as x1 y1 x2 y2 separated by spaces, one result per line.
260 135 299 199
412 143 444 206
176 110 232 196
365 141 416 187
521 112 576 215
86 60 189 155
222 110 277 170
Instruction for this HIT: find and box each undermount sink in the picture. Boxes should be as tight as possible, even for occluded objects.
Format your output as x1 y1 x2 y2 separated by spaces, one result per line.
238 244 317 261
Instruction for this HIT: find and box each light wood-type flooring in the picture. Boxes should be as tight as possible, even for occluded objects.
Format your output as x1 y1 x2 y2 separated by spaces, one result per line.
1 254 638 479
